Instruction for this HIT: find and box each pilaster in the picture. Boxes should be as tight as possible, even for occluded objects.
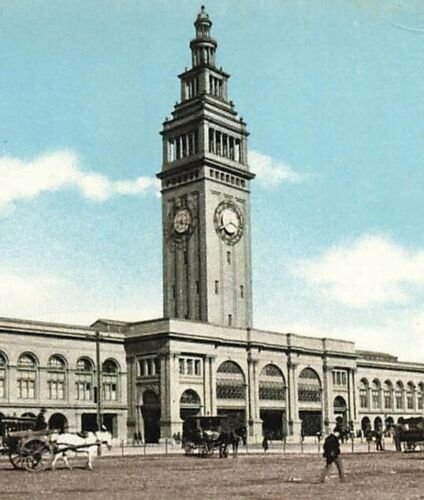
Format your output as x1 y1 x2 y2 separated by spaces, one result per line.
323 362 334 433
247 355 261 443
286 355 301 439
159 350 182 439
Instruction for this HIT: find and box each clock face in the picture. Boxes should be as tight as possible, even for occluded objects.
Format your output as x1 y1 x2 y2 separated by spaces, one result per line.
173 208 192 234
214 201 244 245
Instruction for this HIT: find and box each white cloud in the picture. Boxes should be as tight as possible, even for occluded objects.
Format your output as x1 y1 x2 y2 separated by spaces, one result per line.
0 268 161 326
249 150 305 187
292 234 424 308
0 150 159 213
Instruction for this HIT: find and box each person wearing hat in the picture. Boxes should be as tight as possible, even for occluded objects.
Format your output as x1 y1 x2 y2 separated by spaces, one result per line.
319 429 345 483
34 407 48 431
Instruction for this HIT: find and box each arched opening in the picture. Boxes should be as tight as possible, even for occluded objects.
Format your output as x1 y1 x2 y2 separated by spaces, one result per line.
141 390 161 444
48 355 66 401
406 382 415 410
383 381 393 410
216 361 246 430
0 352 7 399
385 416 394 430
21 412 36 419
395 381 404 410
75 357 94 402
298 367 322 436
371 379 381 409
17 353 37 400
359 379 369 409
333 396 347 430
102 359 119 402
259 364 286 440
49 413 68 433
374 416 383 431
361 416 371 434
180 389 201 420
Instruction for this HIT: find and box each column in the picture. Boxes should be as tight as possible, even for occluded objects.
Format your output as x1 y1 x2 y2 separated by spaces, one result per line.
348 368 359 431
322 362 333 434
203 355 216 416
286 356 301 440
247 355 262 443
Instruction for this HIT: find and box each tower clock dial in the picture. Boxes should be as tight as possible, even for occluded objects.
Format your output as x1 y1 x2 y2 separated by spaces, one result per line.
173 208 192 234
214 201 244 245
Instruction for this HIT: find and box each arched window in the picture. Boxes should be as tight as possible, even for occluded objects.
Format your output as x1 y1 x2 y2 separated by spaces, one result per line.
298 368 321 402
406 382 415 410
395 381 404 409
102 359 119 402
0 352 6 399
17 353 37 399
359 379 369 409
383 381 393 409
76 357 94 401
216 361 245 400
371 379 381 409
259 364 286 401
48 355 66 400
180 389 201 406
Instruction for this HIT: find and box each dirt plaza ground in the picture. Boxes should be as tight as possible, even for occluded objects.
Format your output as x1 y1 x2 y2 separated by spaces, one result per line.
1 451 424 500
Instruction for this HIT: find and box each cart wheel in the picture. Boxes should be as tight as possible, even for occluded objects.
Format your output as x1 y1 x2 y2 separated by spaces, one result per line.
8 449 26 470
20 439 53 472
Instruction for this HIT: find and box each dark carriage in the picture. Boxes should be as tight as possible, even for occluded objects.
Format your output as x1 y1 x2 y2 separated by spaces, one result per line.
0 415 53 471
182 415 245 458
398 417 424 451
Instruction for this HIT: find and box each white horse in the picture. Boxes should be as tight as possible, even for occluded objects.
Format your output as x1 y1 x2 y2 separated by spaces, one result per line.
51 430 112 470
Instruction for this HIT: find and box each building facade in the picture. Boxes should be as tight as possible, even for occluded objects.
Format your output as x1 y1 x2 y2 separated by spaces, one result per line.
1 7 423 443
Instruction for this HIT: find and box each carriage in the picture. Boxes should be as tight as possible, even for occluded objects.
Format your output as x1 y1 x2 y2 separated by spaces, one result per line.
182 415 245 458
0 415 112 471
398 417 424 451
0 415 54 471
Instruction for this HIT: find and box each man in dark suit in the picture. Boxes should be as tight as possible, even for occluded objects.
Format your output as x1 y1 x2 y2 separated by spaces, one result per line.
34 408 48 431
319 430 345 483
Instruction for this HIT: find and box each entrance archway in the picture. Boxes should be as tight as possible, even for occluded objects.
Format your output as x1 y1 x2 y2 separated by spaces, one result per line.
141 390 161 443
298 368 322 436
48 413 68 433
333 396 347 430
259 364 286 440
180 389 201 421
374 416 383 431
361 416 371 434
21 412 36 419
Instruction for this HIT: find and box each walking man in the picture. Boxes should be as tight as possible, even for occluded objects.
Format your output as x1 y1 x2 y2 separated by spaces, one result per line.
319 430 345 483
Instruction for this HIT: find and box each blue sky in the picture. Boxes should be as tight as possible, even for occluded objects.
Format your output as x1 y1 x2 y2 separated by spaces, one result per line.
0 0 423 360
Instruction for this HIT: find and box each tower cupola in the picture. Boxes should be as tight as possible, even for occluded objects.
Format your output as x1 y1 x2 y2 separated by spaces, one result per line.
190 6 217 67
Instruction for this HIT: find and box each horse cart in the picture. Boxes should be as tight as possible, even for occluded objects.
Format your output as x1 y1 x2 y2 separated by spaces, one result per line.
398 417 424 451
0 415 53 471
0 415 112 471
182 415 245 458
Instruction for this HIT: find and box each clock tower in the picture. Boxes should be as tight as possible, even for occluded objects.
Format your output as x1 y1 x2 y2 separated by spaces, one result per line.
158 6 255 328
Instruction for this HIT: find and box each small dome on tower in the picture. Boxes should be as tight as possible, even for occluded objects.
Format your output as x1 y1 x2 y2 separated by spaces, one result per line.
194 5 212 36
196 5 211 23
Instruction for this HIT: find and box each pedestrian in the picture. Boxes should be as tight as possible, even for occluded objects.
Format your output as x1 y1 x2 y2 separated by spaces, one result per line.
392 425 402 452
34 407 48 431
319 430 345 483
375 428 384 451
262 434 269 453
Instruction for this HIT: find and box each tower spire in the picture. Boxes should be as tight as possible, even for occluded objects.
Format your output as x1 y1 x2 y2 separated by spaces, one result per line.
190 5 217 67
